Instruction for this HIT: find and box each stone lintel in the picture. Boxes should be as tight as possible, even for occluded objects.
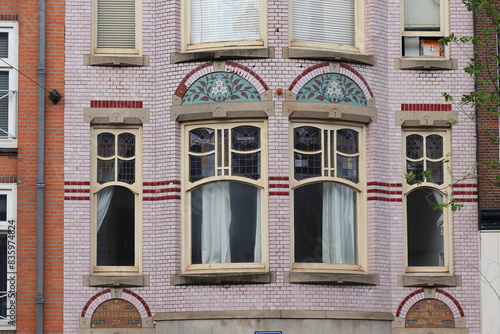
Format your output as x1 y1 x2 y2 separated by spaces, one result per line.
284 47 376 66
171 48 274 64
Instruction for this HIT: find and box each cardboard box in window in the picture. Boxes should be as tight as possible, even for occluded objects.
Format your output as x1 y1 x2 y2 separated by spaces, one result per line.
420 39 443 57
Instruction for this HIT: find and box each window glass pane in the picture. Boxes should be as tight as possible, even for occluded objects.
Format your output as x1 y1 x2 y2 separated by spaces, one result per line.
337 129 358 154
118 159 135 184
407 188 444 266
0 195 6 221
232 126 260 151
189 155 215 181
97 186 135 266
0 71 9 137
0 234 6 317
406 160 424 184
294 153 321 180
191 181 260 264
0 33 7 58
118 133 135 158
426 134 443 159
404 0 440 30
427 161 444 184
97 132 115 157
337 155 358 182
292 0 355 46
294 182 357 264
97 159 115 184
190 0 260 44
294 126 321 151
232 152 260 179
189 128 215 153
97 0 136 49
406 134 423 159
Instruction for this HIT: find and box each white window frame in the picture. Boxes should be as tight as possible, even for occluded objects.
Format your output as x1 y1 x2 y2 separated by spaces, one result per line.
90 126 143 275
181 0 267 52
181 120 269 274
0 22 18 148
91 0 143 55
290 121 367 273
401 0 449 58
0 185 17 329
403 129 453 275
289 0 365 54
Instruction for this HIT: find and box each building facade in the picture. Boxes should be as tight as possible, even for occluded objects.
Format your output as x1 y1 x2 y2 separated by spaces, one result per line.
65 0 479 333
0 0 64 333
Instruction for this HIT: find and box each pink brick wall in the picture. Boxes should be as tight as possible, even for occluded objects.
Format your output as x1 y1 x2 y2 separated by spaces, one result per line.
64 0 480 333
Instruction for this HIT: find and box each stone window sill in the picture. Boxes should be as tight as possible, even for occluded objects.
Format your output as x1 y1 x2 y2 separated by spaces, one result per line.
171 272 275 285
395 58 458 70
286 272 379 285
171 48 274 64
83 275 149 287
84 54 149 67
400 275 461 287
284 47 375 66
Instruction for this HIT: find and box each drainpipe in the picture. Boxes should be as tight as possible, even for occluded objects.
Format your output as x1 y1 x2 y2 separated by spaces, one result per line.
36 0 46 332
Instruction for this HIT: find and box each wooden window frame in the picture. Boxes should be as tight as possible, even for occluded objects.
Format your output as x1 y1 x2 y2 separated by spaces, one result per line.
181 119 269 274
181 0 268 52
90 126 143 276
0 22 18 148
91 0 143 56
289 0 366 54
400 0 450 59
290 121 367 274
403 128 453 275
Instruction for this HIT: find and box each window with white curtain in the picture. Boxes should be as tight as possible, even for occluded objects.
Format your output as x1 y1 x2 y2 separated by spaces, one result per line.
291 123 365 272
401 0 447 57
182 121 268 273
0 23 18 148
93 0 142 54
91 127 142 274
290 0 363 53
403 130 451 274
183 0 266 51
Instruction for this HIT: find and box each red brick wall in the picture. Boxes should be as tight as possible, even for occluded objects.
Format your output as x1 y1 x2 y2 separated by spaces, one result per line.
476 0 500 210
1 0 64 332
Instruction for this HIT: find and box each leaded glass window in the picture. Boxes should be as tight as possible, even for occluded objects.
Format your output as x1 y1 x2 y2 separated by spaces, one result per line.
183 121 267 272
406 133 444 185
294 126 359 182
97 132 136 184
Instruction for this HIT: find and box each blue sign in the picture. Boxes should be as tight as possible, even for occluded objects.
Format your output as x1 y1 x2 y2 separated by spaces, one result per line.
255 332 282 334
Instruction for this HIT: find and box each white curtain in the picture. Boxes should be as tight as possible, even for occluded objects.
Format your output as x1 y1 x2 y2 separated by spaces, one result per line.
97 187 114 232
199 182 261 263
322 183 356 264
190 0 260 44
201 182 232 263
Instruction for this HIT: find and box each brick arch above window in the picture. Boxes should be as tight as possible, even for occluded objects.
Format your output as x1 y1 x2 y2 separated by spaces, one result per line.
284 63 376 123
172 61 274 121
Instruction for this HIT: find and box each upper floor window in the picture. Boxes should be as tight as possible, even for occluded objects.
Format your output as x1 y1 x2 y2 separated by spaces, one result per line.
290 0 364 53
182 0 266 52
92 0 142 55
0 23 18 148
182 121 268 273
291 123 366 272
404 130 452 274
402 0 448 57
91 127 143 275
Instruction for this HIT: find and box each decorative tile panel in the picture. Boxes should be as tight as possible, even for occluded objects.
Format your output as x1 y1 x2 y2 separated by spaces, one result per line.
182 72 261 105
296 74 368 106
